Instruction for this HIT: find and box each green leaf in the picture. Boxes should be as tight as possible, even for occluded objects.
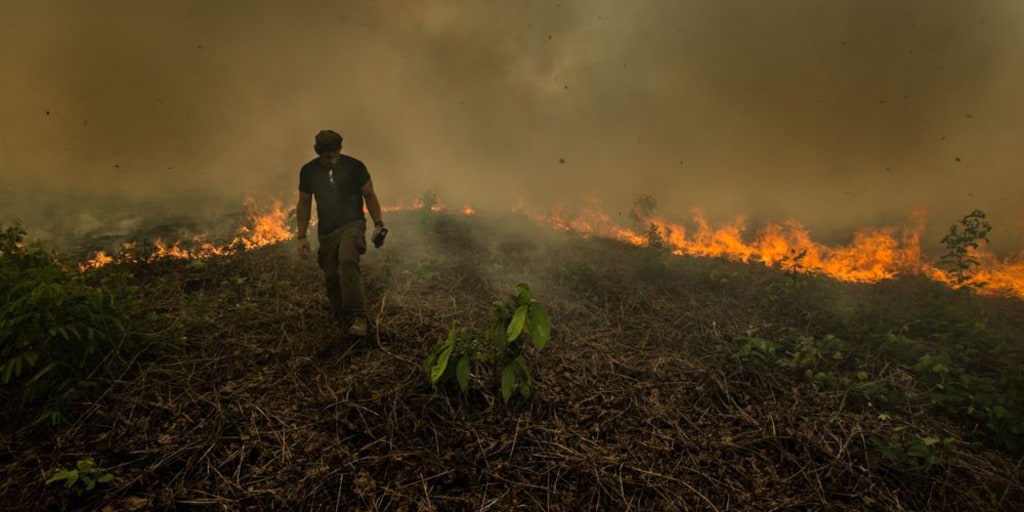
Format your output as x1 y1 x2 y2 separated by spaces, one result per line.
1 359 15 384
430 342 454 385
514 356 532 399
45 469 76 486
515 283 532 303
490 324 507 353
507 305 528 342
880 446 901 462
96 473 113 483
520 379 532 399
513 356 531 383
501 365 517 403
26 362 58 386
906 443 931 459
456 355 470 393
527 303 551 350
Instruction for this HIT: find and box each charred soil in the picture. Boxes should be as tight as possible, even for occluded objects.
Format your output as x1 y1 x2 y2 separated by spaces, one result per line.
2 210 1023 511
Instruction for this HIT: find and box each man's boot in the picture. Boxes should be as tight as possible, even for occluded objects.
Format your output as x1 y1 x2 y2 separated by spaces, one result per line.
348 317 368 337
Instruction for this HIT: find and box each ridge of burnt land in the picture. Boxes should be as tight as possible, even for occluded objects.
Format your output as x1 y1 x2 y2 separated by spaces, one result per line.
2 210 1023 511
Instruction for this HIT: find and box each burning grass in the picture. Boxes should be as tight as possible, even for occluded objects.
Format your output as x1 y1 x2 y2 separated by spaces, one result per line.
2 209 1024 510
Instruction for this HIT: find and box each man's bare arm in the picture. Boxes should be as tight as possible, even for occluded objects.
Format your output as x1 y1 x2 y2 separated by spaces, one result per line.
361 178 383 226
297 192 313 237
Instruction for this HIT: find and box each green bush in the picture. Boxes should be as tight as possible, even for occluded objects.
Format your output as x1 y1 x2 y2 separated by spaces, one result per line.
0 223 127 427
45 457 114 496
425 283 552 403
489 283 551 403
424 323 480 394
871 426 953 473
940 209 991 288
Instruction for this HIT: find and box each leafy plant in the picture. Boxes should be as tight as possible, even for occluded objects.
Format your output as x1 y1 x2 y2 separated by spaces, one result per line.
644 223 669 252
914 352 1024 453
621 194 673 279
737 330 846 376
765 260 815 305
489 283 551 403
871 426 953 472
736 330 880 397
45 457 114 495
424 323 480 393
778 249 810 281
780 334 846 374
940 209 991 288
736 328 779 361
424 283 552 403
1 223 128 427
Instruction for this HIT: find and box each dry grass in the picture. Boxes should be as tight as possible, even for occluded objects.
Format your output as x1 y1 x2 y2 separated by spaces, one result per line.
2 210 1022 511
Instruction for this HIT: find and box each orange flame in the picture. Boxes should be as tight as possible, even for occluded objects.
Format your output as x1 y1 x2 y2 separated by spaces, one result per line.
77 195 1024 300
81 251 113 270
81 195 476 271
534 205 1024 299
233 197 293 250
80 199 293 270
383 198 476 216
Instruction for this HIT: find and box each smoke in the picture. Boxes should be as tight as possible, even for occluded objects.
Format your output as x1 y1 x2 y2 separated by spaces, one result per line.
2 0 1022 251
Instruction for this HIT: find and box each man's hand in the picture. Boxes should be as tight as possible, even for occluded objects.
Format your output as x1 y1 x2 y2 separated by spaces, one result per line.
372 225 387 248
297 237 311 259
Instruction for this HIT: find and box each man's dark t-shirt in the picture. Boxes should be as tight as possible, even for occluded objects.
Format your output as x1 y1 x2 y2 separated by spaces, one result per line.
298 155 370 237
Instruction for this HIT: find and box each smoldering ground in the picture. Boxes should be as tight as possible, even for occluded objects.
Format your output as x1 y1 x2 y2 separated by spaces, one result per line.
1 0 1023 253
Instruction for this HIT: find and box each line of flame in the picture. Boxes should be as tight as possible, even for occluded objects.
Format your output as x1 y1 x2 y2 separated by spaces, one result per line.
78 197 1024 300
534 205 1024 299
80 197 475 271
80 198 292 271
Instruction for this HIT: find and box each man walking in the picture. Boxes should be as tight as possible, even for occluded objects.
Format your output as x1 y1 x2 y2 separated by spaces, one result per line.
296 129 385 337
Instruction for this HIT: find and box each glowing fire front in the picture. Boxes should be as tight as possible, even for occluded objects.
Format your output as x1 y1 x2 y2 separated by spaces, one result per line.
80 197 476 271
535 206 1023 299
80 198 292 271
80 198 1024 300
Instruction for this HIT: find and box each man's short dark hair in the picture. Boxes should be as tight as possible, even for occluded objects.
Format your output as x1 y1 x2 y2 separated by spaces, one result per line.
314 130 343 152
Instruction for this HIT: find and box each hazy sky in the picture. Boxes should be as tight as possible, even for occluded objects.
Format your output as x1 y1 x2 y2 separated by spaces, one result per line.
1 0 1022 249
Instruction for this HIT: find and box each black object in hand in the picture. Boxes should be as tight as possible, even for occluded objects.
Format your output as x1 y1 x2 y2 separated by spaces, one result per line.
372 227 389 248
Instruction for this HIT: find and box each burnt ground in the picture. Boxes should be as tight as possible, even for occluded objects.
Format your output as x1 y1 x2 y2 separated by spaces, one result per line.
2 210 1023 511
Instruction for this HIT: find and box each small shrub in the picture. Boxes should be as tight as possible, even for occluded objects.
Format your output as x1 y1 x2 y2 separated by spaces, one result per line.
424 283 552 403
643 223 668 252
940 209 991 288
871 426 953 472
737 329 846 376
488 283 551 403
1 223 128 427
736 328 779 361
424 323 480 393
45 457 114 495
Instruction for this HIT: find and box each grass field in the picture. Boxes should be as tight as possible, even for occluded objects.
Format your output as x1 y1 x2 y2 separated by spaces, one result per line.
2 208 1023 511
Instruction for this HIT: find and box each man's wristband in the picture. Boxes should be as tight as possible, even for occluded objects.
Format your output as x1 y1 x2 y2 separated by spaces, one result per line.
297 234 307 239
374 220 384 227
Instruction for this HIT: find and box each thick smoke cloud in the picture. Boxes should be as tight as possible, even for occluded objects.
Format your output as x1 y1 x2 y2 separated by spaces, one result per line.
1 0 1022 250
